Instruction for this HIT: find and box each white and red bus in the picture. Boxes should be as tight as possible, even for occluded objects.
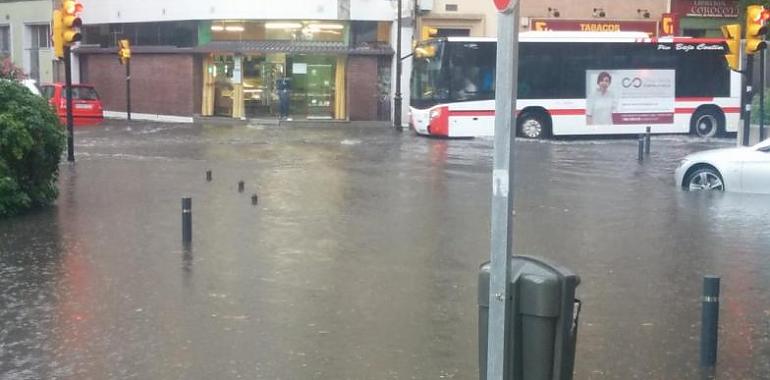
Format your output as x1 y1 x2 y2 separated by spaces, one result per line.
409 32 741 138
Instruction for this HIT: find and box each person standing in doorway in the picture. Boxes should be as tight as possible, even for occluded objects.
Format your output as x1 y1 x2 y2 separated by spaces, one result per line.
277 77 291 121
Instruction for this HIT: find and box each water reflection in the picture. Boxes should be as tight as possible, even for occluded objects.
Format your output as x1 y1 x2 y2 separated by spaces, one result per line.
0 124 768 379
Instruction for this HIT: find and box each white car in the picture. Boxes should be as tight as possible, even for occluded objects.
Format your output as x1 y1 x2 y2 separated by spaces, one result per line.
675 139 770 193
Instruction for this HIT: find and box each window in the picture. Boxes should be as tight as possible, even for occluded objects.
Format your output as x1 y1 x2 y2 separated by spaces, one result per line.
30 24 50 49
41 85 54 100
0 25 9 55
445 4 458 11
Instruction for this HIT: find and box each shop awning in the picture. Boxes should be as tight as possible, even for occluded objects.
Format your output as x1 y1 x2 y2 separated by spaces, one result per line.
195 40 393 56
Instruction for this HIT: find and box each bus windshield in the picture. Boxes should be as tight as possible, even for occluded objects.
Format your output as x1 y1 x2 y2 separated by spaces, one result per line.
410 41 448 109
411 39 497 109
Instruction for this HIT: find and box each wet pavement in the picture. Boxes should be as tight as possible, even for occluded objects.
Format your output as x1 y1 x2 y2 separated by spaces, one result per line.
1 121 769 379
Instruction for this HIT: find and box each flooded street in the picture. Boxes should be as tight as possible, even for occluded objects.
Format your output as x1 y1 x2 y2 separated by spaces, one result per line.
1 122 768 379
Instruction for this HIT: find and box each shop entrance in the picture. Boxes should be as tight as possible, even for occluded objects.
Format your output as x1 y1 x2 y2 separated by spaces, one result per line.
242 54 286 118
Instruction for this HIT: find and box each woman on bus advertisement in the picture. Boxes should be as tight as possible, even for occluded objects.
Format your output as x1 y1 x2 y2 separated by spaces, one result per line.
586 71 618 125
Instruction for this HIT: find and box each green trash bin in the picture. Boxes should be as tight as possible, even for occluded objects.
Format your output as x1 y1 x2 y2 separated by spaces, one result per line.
478 256 581 380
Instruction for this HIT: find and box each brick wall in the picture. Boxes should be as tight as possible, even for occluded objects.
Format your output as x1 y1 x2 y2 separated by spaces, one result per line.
80 53 197 117
346 56 379 121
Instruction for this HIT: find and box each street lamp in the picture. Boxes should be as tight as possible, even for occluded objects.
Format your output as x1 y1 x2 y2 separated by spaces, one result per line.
394 0 403 130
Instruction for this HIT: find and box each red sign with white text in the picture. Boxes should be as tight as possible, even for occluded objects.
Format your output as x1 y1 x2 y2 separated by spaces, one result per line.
671 0 739 18
530 19 658 35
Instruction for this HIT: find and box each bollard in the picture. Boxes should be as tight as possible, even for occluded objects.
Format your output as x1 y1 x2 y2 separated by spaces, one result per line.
700 275 720 368
251 194 259 205
206 170 212 181
238 181 245 193
645 127 651 155
182 197 192 243
638 135 645 161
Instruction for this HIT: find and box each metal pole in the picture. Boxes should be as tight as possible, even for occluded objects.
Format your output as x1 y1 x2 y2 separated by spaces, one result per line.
64 45 75 162
182 197 192 243
487 4 520 380
743 54 754 147
126 59 131 121
645 126 651 155
638 135 645 161
700 275 720 368
393 0 403 130
759 49 767 141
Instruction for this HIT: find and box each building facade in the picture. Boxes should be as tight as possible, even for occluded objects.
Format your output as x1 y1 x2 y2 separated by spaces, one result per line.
74 0 398 122
0 0 56 84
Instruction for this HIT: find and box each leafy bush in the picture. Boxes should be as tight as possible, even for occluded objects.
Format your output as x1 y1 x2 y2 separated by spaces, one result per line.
0 80 65 217
751 89 770 125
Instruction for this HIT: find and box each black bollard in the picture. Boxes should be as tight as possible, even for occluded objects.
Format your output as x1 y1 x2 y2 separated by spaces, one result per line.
182 197 192 243
206 170 212 182
645 126 651 155
700 275 720 368
238 181 245 193
638 135 645 161
251 194 259 205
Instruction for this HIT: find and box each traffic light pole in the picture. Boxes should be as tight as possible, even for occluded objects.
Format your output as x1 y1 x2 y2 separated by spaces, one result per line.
64 45 75 162
759 49 767 141
126 60 131 121
393 0 403 130
744 54 754 147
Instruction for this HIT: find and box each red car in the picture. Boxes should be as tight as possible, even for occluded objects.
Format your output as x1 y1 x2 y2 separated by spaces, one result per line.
40 83 104 126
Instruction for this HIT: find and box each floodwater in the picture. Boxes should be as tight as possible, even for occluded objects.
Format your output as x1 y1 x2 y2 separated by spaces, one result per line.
0 122 768 379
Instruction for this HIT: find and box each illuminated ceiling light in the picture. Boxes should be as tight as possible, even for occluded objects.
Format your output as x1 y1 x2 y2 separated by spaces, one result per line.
265 22 302 29
211 25 224 31
225 25 244 32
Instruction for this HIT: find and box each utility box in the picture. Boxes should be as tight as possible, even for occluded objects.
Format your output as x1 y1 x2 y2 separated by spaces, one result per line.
418 0 433 12
478 256 581 380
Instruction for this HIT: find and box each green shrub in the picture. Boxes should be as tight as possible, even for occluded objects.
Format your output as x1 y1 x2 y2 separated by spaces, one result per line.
751 89 770 125
0 80 65 217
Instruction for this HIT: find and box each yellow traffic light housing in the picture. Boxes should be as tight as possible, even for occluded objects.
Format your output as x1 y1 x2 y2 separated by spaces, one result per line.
118 39 131 64
60 0 83 45
421 26 438 40
745 5 768 55
721 24 741 71
52 10 64 59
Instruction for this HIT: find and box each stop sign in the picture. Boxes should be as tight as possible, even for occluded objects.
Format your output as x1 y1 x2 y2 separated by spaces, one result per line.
493 0 516 13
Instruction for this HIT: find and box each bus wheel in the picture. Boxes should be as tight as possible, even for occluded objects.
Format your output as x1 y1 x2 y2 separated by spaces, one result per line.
517 113 547 139
691 108 723 138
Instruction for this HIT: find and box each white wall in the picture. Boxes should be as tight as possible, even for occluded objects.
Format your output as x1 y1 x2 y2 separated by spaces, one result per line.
350 0 395 21
81 0 394 24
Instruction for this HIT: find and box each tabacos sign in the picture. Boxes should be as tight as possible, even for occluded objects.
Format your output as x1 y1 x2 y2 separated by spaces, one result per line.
531 19 658 35
671 0 739 18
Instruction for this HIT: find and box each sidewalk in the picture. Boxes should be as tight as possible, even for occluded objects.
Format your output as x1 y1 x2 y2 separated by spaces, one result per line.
738 124 769 145
193 116 392 129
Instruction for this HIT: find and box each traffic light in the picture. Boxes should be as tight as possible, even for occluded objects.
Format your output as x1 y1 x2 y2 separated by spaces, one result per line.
745 5 769 55
61 1 83 44
52 10 64 59
421 26 438 40
118 39 131 64
721 24 741 71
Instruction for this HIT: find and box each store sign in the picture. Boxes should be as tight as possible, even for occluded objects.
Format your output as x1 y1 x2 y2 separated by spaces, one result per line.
530 19 658 35
671 0 739 18
585 70 675 126
659 13 679 36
